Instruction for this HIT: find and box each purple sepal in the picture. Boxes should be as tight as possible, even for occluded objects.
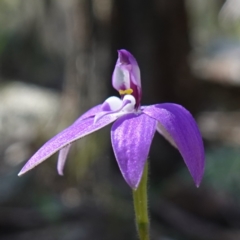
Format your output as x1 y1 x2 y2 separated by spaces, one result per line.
18 114 117 176
143 104 205 187
112 49 142 108
117 49 141 88
57 104 102 174
111 113 156 189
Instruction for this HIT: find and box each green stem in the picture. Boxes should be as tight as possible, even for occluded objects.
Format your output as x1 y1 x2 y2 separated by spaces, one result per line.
133 162 150 240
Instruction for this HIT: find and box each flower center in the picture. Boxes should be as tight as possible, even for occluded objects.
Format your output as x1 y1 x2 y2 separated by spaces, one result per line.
94 94 137 123
119 88 133 96
121 94 136 112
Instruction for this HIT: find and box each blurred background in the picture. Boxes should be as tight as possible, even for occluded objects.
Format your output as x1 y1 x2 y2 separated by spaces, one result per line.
1 0 240 239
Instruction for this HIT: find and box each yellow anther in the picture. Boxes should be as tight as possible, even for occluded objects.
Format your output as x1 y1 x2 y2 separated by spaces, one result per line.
119 88 133 95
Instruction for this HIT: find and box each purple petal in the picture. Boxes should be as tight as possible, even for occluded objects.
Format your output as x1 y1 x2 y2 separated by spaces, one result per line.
112 49 142 107
56 104 102 175
156 122 177 148
57 144 71 175
111 113 156 189
117 49 141 88
18 114 118 176
143 104 205 187
74 104 102 124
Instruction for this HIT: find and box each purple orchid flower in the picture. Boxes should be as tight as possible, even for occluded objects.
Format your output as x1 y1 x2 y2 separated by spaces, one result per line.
18 49 205 189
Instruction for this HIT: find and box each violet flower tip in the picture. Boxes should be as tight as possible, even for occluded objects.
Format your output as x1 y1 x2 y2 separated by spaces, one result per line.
57 164 65 176
132 186 138 191
117 49 130 64
129 181 139 190
17 171 24 177
18 164 34 176
124 178 139 190
195 178 202 188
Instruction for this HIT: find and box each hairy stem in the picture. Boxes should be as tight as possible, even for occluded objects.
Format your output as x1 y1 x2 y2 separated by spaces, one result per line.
133 162 150 240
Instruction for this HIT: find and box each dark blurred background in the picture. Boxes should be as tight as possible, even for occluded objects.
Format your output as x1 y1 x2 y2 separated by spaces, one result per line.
1 0 240 239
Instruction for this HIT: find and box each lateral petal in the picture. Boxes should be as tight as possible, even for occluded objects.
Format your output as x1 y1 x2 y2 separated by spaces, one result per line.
143 104 205 187
111 113 156 189
57 104 102 174
18 114 117 176
57 144 71 175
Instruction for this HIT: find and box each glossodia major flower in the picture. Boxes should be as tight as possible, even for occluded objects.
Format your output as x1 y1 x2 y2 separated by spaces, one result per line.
18 49 205 189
